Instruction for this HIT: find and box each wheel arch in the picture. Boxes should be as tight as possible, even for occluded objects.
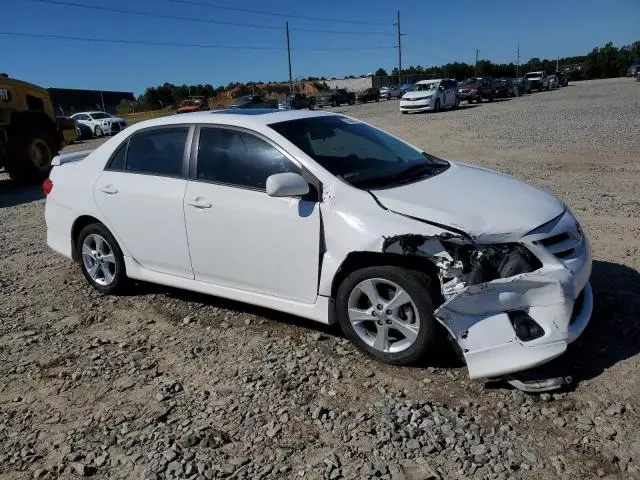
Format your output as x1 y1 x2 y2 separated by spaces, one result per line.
330 251 442 302
70 215 104 262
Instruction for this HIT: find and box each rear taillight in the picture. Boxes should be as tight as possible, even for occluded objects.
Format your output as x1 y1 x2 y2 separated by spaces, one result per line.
43 178 53 195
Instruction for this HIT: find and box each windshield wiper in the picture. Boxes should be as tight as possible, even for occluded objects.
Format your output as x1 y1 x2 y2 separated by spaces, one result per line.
357 163 448 188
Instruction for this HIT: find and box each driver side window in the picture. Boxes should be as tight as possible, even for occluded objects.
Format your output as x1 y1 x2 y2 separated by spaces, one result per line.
197 127 300 190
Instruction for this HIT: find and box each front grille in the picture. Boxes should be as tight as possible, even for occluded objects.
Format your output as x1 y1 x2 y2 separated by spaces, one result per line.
570 288 585 325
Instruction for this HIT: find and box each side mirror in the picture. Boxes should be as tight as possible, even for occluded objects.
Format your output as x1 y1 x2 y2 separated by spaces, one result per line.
438 86 444 92
266 172 309 197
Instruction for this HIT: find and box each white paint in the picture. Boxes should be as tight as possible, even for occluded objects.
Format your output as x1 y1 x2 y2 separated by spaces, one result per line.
45 109 593 380
183 181 320 303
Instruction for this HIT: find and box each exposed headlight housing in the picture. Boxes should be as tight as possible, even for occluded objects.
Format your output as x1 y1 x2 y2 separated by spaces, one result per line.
439 240 542 286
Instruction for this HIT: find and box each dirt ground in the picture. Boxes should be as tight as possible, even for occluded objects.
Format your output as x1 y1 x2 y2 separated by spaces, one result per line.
0 78 639 479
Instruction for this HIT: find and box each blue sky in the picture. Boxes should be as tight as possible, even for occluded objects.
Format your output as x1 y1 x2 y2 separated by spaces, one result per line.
3 0 639 95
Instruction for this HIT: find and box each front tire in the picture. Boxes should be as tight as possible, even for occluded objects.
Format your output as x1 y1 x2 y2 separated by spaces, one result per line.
336 266 438 365
77 223 127 294
94 126 103 138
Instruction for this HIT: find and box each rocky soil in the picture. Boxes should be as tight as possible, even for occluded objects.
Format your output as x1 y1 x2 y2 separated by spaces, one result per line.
0 78 639 479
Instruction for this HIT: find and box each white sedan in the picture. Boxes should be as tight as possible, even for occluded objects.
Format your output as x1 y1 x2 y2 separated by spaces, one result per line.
70 111 127 137
400 79 459 114
44 109 592 386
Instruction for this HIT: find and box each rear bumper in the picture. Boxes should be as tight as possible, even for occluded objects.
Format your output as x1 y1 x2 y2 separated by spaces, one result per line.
45 197 74 260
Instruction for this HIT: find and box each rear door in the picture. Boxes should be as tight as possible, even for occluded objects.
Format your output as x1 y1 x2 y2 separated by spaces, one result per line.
183 126 321 303
94 125 194 278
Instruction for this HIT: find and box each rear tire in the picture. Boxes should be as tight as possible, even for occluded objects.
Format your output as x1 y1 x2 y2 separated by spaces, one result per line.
77 223 128 295
335 266 438 365
5 126 55 183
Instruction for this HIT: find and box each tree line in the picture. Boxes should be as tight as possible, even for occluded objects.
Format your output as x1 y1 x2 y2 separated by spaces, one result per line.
373 41 639 83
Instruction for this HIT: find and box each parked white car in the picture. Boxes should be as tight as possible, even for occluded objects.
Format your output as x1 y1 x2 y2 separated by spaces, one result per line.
70 111 127 137
524 71 550 92
44 110 592 386
547 74 558 89
399 79 459 114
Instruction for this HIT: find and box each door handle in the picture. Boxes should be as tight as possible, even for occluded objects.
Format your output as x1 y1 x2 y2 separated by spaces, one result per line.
101 185 118 194
185 198 212 209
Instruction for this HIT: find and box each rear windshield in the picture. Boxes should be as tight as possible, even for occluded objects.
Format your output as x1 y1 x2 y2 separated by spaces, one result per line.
269 115 449 189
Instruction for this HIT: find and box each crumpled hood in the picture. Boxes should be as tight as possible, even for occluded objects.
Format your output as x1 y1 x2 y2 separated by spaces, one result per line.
371 161 564 239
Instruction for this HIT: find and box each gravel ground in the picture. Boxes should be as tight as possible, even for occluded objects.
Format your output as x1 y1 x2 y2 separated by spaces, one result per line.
1 78 639 480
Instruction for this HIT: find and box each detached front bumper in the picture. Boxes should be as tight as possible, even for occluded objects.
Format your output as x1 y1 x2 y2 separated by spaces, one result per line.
435 210 593 379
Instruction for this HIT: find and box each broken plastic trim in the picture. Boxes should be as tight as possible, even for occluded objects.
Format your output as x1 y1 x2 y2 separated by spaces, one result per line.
506 375 572 393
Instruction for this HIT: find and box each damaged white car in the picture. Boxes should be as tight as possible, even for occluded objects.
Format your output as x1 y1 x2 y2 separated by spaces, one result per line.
44 109 592 387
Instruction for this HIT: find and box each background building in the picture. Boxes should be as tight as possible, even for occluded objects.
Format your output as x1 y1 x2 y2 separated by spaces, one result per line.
48 88 135 115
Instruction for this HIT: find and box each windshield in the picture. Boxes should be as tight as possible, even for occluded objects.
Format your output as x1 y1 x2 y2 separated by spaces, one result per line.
269 116 449 189
463 78 481 85
91 112 111 119
525 73 540 78
411 82 438 91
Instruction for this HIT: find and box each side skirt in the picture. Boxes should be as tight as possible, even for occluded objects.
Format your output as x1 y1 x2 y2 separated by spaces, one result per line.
124 257 331 324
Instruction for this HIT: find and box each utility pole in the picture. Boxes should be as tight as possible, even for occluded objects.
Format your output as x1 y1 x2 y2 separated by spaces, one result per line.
475 49 479 76
517 44 520 78
556 56 559 73
286 22 293 94
396 11 402 87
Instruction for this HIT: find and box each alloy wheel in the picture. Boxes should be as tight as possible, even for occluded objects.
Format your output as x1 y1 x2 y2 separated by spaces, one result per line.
82 234 117 286
347 278 421 353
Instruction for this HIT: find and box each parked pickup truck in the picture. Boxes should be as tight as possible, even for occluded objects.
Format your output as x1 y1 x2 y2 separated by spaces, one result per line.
278 93 316 110
459 77 495 103
316 89 356 108
356 87 380 103
176 96 209 114
229 95 278 109
524 71 550 91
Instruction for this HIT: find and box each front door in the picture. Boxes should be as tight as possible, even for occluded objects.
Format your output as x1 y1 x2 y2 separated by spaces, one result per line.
184 126 321 304
94 125 194 278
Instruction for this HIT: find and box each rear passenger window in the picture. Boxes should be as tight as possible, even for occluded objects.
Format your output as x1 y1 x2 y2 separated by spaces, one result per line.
125 127 188 177
107 143 127 171
197 127 300 190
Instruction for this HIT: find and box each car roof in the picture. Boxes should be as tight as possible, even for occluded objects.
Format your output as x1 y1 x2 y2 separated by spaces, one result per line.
130 109 340 130
416 79 442 84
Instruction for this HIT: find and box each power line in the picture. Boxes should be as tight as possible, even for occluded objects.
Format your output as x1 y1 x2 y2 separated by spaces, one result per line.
24 0 394 36
0 31 395 51
171 0 391 26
